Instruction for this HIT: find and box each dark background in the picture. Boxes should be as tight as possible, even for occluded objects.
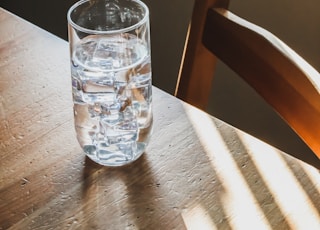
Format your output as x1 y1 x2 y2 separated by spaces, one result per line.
1 0 78 39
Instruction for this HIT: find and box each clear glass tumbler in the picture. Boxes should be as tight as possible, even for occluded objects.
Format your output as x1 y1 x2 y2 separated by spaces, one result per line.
67 0 152 166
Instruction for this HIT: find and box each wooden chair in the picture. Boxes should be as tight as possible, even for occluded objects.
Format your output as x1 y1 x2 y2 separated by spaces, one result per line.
175 0 320 160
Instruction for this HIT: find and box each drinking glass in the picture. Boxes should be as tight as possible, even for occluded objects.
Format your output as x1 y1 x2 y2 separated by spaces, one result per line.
67 0 152 166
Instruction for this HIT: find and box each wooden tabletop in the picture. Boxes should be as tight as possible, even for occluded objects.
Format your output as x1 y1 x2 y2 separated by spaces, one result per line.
1 8 320 230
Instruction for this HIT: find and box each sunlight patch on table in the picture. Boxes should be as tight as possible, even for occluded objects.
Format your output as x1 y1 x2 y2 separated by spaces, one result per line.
236 130 320 229
300 161 320 194
184 105 272 230
182 204 217 230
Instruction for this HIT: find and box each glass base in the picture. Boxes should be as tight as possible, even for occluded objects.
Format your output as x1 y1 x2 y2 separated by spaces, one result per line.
83 142 146 167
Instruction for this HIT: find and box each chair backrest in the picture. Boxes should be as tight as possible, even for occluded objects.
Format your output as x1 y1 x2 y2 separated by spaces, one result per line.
175 0 320 160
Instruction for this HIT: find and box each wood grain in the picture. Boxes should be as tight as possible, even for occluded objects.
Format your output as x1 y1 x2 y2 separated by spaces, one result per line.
1 8 320 230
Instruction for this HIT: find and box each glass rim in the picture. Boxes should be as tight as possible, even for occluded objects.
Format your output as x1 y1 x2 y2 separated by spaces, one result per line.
67 0 149 35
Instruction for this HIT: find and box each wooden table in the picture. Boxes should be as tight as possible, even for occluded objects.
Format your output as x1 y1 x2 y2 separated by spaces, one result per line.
0 8 319 230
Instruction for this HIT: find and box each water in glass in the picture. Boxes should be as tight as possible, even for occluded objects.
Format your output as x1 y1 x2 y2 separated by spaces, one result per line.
71 33 152 166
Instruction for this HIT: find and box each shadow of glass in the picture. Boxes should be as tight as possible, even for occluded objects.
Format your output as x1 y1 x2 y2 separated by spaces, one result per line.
81 154 185 229
116 153 184 229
